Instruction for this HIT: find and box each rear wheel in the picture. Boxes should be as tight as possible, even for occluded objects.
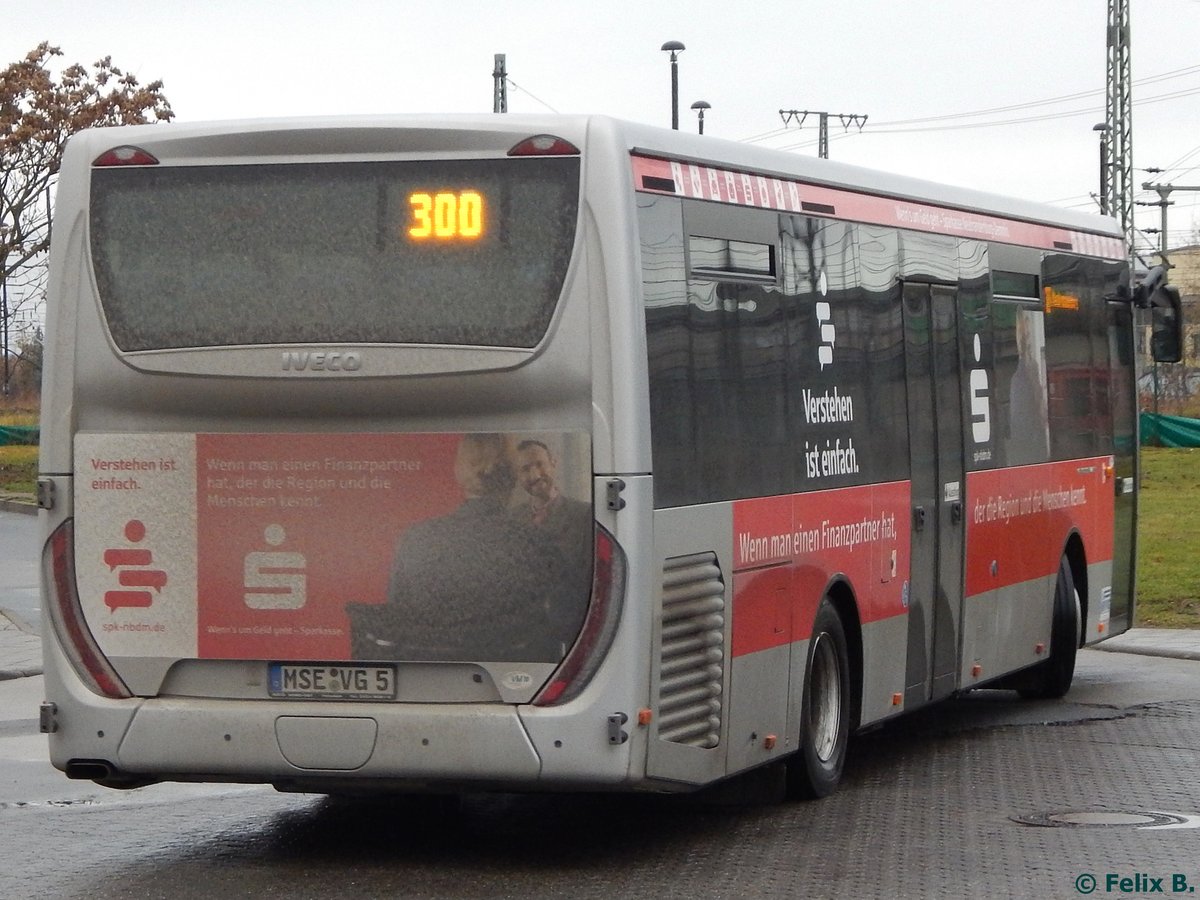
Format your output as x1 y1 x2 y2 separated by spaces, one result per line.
786 598 851 799
1018 556 1079 700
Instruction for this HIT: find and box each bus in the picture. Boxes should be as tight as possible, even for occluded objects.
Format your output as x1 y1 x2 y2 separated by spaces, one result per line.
38 115 1182 800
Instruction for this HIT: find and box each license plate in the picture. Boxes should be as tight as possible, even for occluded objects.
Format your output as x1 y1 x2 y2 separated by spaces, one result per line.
268 663 396 700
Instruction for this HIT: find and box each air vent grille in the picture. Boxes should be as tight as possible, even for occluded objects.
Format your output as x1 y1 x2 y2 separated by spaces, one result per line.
657 552 725 748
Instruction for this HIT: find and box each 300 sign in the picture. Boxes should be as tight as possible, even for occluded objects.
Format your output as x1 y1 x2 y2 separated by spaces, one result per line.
408 190 484 240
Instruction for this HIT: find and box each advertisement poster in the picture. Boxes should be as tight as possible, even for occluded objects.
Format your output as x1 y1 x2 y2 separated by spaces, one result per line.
964 457 1113 598
730 482 911 657
75 432 592 663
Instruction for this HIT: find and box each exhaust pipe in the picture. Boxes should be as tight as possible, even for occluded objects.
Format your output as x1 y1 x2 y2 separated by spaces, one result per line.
65 759 156 789
65 759 116 781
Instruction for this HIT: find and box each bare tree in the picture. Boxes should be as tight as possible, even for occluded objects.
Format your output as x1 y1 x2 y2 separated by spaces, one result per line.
0 42 173 393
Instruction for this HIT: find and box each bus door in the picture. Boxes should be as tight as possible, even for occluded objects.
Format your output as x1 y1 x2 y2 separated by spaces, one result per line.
902 281 966 704
1106 299 1138 632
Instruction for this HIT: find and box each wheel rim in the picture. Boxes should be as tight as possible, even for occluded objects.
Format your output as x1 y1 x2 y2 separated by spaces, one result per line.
809 632 842 763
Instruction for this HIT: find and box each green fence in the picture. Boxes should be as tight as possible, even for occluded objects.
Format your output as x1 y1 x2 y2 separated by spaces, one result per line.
0 425 38 447
1141 413 1200 448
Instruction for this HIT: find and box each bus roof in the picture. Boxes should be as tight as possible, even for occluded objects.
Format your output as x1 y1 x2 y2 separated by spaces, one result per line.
69 113 1120 240
615 117 1121 240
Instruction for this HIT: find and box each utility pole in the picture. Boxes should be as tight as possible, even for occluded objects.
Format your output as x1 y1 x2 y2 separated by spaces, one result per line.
1104 0 1134 253
1135 182 1200 415
493 54 508 114
1136 183 1200 266
778 110 868 159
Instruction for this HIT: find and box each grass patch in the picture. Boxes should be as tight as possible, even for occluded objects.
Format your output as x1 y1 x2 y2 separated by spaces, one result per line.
0 410 38 427
0 405 39 495
1136 447 1200 627
0 444 37 494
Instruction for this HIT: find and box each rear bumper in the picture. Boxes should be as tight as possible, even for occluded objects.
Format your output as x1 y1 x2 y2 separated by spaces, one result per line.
110 697 543 783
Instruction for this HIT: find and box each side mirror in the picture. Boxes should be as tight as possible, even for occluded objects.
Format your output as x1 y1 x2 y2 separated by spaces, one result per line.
1134 265 1167 307
1151 284 1183 363
1133 266 1184 363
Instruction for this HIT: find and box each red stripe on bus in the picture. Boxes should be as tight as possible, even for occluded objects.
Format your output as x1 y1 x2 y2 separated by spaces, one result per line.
964 457 1115 597
631 155 1124 260
729 458 1114 658
731 481 911 658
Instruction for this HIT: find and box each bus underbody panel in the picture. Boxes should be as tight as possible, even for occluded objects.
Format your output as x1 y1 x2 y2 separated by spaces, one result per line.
105 699 545 783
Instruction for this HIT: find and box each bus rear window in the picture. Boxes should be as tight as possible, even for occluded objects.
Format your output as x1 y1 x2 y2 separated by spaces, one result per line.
89 157 580 351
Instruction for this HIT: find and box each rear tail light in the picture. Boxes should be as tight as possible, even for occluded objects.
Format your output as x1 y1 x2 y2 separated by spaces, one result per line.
46 520 131 699
92 146 159 167
508 135 580 156
533 523 627 706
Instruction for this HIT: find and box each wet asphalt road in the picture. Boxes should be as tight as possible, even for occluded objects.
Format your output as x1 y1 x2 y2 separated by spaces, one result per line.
2 649 1199 899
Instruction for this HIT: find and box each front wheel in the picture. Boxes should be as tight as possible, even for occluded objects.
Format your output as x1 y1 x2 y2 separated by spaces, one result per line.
786 598 851 799
1018 556 1079 700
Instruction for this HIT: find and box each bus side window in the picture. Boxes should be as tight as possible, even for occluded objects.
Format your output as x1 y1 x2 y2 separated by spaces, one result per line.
992 301 1051 466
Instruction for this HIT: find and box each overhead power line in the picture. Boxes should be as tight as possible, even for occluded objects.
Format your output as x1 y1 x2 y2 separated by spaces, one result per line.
506 78 559 114
781 83 1200 141
880 62 1200 127
778 110 868 158
742 61 1200 145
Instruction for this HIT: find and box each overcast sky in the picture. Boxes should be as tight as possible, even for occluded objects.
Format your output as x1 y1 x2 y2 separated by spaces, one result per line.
7 0 1200 257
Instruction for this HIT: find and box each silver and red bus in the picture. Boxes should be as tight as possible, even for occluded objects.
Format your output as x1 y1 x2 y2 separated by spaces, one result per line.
38 115 1182 799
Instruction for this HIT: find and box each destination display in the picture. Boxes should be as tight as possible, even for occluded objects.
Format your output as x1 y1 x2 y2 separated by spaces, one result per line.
408 190 484 240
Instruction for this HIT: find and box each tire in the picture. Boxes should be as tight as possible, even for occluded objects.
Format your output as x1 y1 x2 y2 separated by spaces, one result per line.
786 598 852 799
1018 556 1079 700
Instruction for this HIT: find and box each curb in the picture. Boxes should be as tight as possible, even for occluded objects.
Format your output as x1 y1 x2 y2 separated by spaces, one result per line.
1092 642 1200 663
0 494 37 516
0 664 43 681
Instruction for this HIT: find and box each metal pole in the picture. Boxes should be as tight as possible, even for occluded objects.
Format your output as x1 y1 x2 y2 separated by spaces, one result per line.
1156 198 1168 415
1106 0 1134 254
661 42 685 130
1099 137 1109 215
493 54 507 114
670 58 679 130
1159 198 1170 262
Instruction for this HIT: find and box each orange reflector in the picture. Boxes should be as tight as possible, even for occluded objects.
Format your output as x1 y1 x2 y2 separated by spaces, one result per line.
971 664 983 678
1098 622 1106 633
637 708 653 726
892 692 903 707
1035 642 1046 655
763 734 777 750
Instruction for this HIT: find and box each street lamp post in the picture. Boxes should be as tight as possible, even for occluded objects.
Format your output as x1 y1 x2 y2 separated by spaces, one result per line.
690 100 710 135
660 41 685 129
